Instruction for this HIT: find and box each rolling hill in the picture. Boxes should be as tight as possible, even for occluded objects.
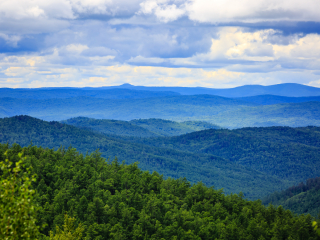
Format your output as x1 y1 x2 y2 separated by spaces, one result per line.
61 117 158 137
194 101 320 128
1 95 320 128
236 94 320 105
0 95 255 122
62 117 220 137
262 176 320 217
0 115 286 199
134 126 320 184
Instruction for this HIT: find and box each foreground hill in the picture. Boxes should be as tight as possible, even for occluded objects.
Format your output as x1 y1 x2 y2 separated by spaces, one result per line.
62 117 220 137
2 144 318 239
136 126 320 184
262 177 320 217
1 94 320 128
0 115 285 199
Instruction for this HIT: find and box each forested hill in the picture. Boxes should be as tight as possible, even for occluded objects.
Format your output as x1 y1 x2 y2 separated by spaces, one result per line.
129 119 220 136
62 117 220 137
135 126 320 184
0 115 286 199
262 176 320 217
2 144 319 239
61 117 159 138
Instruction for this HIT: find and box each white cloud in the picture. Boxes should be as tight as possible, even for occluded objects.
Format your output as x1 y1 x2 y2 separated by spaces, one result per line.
139 0 186 22
1 52 319 88
1 0 319 24
0 0 320 88
178 27 320 71
66 44 89 54
0 33 21 47
273 34 320 59
138 0 320 23
307 79 320 88
128 55 165 64
200 28 277 61
0 0 74 20
0 0 144 22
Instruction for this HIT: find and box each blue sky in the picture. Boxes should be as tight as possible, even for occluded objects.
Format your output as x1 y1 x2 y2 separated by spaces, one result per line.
0 0 320 88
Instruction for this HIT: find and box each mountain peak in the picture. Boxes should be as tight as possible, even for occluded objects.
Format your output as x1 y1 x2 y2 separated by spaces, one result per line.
119 83 134 87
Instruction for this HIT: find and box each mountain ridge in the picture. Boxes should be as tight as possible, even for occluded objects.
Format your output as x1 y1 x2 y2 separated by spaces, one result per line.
2 83 320 98
1 95 320 128
0 115 286 199
101 83 320 97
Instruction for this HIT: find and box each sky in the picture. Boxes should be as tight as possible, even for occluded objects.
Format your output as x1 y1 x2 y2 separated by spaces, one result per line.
1 0 320 88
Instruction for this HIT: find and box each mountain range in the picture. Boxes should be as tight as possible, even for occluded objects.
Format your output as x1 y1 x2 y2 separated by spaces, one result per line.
2 115 320 202
1 94 320 128
106 83 320 97
1 83 320 129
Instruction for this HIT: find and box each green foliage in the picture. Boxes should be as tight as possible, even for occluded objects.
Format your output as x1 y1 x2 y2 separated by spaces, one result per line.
262 177 320 217
0 116 287 199
0 150 39 239
139 126 320 183
313 221 320 236
2 144 320 240
49 214 84 240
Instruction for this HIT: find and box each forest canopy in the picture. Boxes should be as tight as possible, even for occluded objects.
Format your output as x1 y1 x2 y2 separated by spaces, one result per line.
1 143 319 239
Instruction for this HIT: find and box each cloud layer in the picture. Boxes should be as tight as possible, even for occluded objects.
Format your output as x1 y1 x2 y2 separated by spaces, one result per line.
0 0 320 88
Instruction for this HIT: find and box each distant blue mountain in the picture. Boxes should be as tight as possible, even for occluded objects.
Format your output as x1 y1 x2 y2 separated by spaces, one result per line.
2 83 320 99
0 87 179 99
1 94 320 128
105 83 320 97
236 95 320 105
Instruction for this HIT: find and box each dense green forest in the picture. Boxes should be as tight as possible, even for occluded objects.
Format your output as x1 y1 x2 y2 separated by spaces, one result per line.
262 177 320 217
135 126 320 183
0 115 286 199
1 144 319 239
2 115 320 215
3 115 320 199
62 117 220 137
